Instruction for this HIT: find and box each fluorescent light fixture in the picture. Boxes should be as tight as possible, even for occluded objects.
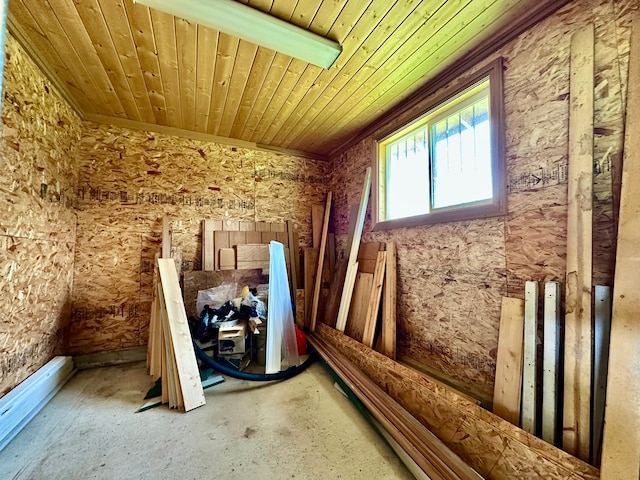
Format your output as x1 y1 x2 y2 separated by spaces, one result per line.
133 0 342 69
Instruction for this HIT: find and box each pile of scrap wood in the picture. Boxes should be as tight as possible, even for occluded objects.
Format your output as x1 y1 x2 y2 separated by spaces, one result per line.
147 257 205 412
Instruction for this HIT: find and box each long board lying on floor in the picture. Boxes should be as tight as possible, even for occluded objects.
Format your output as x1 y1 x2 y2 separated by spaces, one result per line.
310 333 482 480
314 323 598 480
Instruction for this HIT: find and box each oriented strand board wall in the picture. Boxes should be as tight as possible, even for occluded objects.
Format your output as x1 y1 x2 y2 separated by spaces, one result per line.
71 122 328 354
329 0 632 401
0 34 81 397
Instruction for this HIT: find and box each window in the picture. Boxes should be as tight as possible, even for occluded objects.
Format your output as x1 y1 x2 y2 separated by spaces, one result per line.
373 58 505 229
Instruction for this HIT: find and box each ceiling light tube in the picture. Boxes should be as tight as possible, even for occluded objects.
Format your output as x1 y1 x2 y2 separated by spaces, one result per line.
133 0 342 69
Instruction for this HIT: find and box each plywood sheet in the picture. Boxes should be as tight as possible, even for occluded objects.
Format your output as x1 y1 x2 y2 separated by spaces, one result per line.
0 35 81 398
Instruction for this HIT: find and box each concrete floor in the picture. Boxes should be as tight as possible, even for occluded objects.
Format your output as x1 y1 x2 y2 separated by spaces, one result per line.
0 360 414 480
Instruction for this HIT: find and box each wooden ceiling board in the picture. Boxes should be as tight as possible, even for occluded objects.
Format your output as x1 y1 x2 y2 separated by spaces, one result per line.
247 0 323 141
39 0 124 116
194 25 218 133
216 39 257 138
97 0 156 123
257 0 349 142
8 0 572 158
206 33 239 133
274 0 450 149
124 0 169 125
72 0 147 121
265 0 389 146
321 0 563 155
9 1 100 115
174 17 197 132
228 46 277 138
149 9 182 128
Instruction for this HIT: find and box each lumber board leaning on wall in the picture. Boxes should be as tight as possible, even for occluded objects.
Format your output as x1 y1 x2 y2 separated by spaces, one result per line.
563 23 594 462
492 297 525 426
314 323 598 480
600 12 640 480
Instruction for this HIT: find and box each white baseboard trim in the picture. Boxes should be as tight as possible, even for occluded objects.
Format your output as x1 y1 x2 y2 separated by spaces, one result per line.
0 356 75 452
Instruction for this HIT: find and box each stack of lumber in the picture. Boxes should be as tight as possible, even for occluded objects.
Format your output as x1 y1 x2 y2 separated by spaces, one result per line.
201 219 297 274
147 258 205 412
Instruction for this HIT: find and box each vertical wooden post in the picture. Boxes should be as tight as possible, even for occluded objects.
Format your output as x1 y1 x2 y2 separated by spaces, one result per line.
542 281 561 445
522 281 539 435
601 13 640 479
309 192 332 332
563 23 594 462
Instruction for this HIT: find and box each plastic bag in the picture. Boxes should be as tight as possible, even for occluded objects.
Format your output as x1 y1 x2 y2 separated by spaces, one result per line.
196 283 237 316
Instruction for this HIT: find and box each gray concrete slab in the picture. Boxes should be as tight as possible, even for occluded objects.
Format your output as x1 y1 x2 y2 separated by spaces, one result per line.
0 361 414 480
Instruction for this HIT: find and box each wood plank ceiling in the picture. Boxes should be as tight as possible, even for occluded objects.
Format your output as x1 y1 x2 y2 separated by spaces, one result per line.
8 0 569 159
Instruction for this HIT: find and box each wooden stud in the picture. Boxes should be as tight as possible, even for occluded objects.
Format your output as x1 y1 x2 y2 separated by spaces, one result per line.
563 23 594 462
522 281 538 435
202 219 215 271
344 272 374 343
362 250 386 348
542 282 561 446
592 285 611 464
311 203 324 248
309 192 332 332
336 167 372 332
379 241 397 359
601 14 640 478
492 297 525 426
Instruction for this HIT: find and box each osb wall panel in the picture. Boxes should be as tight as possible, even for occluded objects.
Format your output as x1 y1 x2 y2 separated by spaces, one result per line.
329 0 632 400
71 122 328 354
0 35 81 397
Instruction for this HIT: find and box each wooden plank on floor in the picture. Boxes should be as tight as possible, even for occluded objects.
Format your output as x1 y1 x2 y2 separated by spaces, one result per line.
592 285 611 465
336 167 372 332
492 297 525 426
157 259 206 412
378 242 397 359
542 282 561 446
563 23 594 462
310 192 332 332
600 14 640 478
522 281 539 435
362 250 386 348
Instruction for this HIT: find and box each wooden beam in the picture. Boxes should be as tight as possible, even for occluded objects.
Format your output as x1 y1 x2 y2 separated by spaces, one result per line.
309 192 332 331
563 23 594 462
379 241 397 359
600 13 640 479
336 167 372 331
542 281 561 446
522 281 539 435
492 297 525 426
